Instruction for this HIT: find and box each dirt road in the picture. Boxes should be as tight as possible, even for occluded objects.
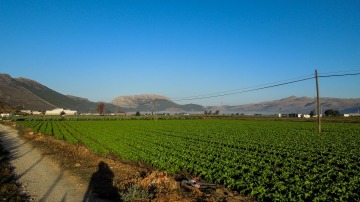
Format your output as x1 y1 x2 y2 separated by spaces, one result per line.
0 124 95 202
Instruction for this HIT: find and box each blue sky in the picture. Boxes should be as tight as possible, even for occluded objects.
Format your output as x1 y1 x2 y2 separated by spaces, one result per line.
1 0 359 106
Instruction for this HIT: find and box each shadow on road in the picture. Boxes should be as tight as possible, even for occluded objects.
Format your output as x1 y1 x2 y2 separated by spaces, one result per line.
0 129 44 179
83 161 122 202
39 171 64 202
0 130 32 159
17 155 45 178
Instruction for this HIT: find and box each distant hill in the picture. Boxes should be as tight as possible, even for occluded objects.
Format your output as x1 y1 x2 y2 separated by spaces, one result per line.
0 73 117 113
216 96 360 114
112 94 205 113
0 73 204 113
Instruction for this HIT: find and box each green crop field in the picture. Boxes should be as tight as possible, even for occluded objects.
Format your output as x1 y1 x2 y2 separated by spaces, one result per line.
17 119 360 201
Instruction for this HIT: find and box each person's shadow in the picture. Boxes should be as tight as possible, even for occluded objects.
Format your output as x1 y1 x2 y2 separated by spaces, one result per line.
83 161 122 202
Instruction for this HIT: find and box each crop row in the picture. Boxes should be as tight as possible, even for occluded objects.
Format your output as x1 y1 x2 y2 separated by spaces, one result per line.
17 120 360 201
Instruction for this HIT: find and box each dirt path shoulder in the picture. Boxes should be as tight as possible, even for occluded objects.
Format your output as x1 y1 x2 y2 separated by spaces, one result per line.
0 124 89 202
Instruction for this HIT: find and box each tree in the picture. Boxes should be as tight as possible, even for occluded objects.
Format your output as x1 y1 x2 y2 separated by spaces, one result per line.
309 110 315 117
324 109 340 117
60 111 66 116
135 111 141 116
97 102 105 115
215 110 220 114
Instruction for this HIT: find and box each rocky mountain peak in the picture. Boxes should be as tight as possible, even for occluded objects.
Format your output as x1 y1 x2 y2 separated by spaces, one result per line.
0 73 14 85
112 94 170 108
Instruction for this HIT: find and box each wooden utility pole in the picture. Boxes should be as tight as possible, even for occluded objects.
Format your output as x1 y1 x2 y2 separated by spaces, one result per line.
315 70 321 133
154 99 158 120
155 99 157 115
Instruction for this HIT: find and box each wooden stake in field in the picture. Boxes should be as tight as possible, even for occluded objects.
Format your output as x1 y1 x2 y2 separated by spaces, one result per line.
315 70 321 133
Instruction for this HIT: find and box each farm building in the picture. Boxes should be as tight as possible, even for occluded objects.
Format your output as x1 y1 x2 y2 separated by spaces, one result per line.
32 111 42 115
279 113 310 118
45 108 77 115
0 113 11 118
289 113 302 118
20 110 32 114
20 110 42 115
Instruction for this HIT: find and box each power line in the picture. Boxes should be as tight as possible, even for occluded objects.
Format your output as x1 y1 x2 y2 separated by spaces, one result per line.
319 69 360 76
171 71 360 102
172 76 314 102
318 72 360 78
170 74 314 100
134 70 360 106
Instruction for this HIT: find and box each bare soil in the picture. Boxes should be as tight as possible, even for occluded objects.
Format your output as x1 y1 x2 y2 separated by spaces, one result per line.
0 123 254 202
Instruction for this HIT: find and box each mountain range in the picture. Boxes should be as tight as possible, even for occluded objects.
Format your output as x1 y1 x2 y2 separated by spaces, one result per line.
218 96 360 114
1 73 359 114
0 73 203 113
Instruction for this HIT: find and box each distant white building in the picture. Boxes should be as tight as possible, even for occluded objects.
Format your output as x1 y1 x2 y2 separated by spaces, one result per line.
302 114 311 118
20 110 42 115
20 110 32 114
32 111 42 115
45 108 77 115
289 113 302 118
0 113 11 118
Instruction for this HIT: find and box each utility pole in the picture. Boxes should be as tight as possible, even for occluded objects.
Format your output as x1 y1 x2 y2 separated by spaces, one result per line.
315 70 321 133
155 99 158 115
116 105 121 115
154 99 158 120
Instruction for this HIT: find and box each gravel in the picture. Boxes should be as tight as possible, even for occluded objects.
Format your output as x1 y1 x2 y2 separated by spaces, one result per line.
0 124 92 202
